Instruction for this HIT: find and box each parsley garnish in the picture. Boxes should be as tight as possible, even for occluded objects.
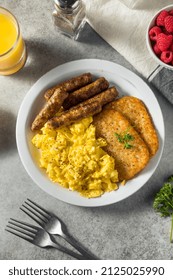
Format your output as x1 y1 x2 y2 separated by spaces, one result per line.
153 175 173 243
114 130 134 149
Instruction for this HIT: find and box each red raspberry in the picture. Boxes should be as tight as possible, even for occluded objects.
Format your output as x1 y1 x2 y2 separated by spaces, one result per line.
169 44 173 51
156 10 169 26
160 51 173 63
157 33 173 51
153 43 161 55
164 15 173 33
169 10 173 16
149 26 162 41
161 27 171 35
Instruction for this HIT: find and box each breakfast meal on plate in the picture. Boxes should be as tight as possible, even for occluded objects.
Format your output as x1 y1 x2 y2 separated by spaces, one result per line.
31 72 159 198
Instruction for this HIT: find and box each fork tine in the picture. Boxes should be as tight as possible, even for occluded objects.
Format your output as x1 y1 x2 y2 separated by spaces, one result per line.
6 224 35 238
21 204 47 223
27 199 51 218
24 200 50 220
5 228 32 242
9 219 37 234
20 206 44 227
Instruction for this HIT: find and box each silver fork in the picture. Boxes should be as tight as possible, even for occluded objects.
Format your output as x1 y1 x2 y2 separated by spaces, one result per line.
6 218 87 260
20 199 98 260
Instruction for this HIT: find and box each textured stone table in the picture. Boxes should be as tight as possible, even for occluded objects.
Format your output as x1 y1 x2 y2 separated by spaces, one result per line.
0 0 173 260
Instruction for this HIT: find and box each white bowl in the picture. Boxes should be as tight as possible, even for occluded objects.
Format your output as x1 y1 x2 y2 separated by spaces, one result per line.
146 4 173 70
16 59 165 207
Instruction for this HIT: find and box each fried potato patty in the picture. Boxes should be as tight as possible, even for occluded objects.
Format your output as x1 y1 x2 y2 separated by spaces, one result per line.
106 96 159 157
93 109 150 181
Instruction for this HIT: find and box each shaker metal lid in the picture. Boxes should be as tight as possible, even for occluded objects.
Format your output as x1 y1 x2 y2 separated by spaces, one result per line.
55 0 78 8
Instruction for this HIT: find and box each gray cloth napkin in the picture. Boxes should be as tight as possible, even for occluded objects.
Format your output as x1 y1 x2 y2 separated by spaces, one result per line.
83 0 173 104
150 66 173 104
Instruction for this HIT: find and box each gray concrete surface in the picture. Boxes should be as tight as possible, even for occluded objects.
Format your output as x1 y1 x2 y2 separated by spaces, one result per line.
0 0 173 260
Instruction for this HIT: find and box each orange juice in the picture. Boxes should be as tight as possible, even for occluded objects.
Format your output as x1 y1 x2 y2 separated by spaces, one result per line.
0 7 27 75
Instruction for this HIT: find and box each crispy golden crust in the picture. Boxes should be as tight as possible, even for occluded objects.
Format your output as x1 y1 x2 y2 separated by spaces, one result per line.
31 88 68 131
63 77 109 110
44 73 93 100
93 109 150 181
106 96 159 157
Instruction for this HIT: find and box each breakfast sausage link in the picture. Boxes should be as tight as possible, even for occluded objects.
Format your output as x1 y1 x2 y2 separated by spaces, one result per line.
48 87 118 129
47 101 102 129
72 86 119 108
31 88 68 131
44 73 93 101
63 77 109 110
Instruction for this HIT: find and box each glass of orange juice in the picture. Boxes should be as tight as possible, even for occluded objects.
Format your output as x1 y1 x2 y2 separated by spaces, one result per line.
0 7 27 75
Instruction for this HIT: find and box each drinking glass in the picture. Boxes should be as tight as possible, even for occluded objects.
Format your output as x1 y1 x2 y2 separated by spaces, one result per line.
0 7 27 75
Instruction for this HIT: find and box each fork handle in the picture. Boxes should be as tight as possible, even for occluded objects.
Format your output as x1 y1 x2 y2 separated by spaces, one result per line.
50 240 86 260
61 232 98 260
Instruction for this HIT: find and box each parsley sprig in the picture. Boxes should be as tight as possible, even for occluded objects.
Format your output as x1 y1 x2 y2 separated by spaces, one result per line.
114 129 134 149
153 175 173 243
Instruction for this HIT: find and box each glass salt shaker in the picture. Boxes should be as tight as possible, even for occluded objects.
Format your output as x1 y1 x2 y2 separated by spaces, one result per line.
52 0 86 40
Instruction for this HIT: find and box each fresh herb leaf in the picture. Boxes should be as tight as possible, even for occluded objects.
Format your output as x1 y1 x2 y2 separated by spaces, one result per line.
114 133 124 143
124 142 133 149
124 133 134 142
153 175 173 243
168 175 173 183
114 129 134 149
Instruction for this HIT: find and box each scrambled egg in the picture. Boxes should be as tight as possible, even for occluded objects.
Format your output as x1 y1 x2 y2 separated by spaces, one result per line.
32 117 118 198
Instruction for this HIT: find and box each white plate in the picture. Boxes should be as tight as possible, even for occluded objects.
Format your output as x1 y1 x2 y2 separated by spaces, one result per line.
16 59 165 207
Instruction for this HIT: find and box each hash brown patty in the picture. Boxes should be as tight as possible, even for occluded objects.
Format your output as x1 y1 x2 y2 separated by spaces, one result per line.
93 109 150 181
106 96 159 157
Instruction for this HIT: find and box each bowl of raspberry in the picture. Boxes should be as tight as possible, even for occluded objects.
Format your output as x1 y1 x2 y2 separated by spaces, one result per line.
146 5 173 69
